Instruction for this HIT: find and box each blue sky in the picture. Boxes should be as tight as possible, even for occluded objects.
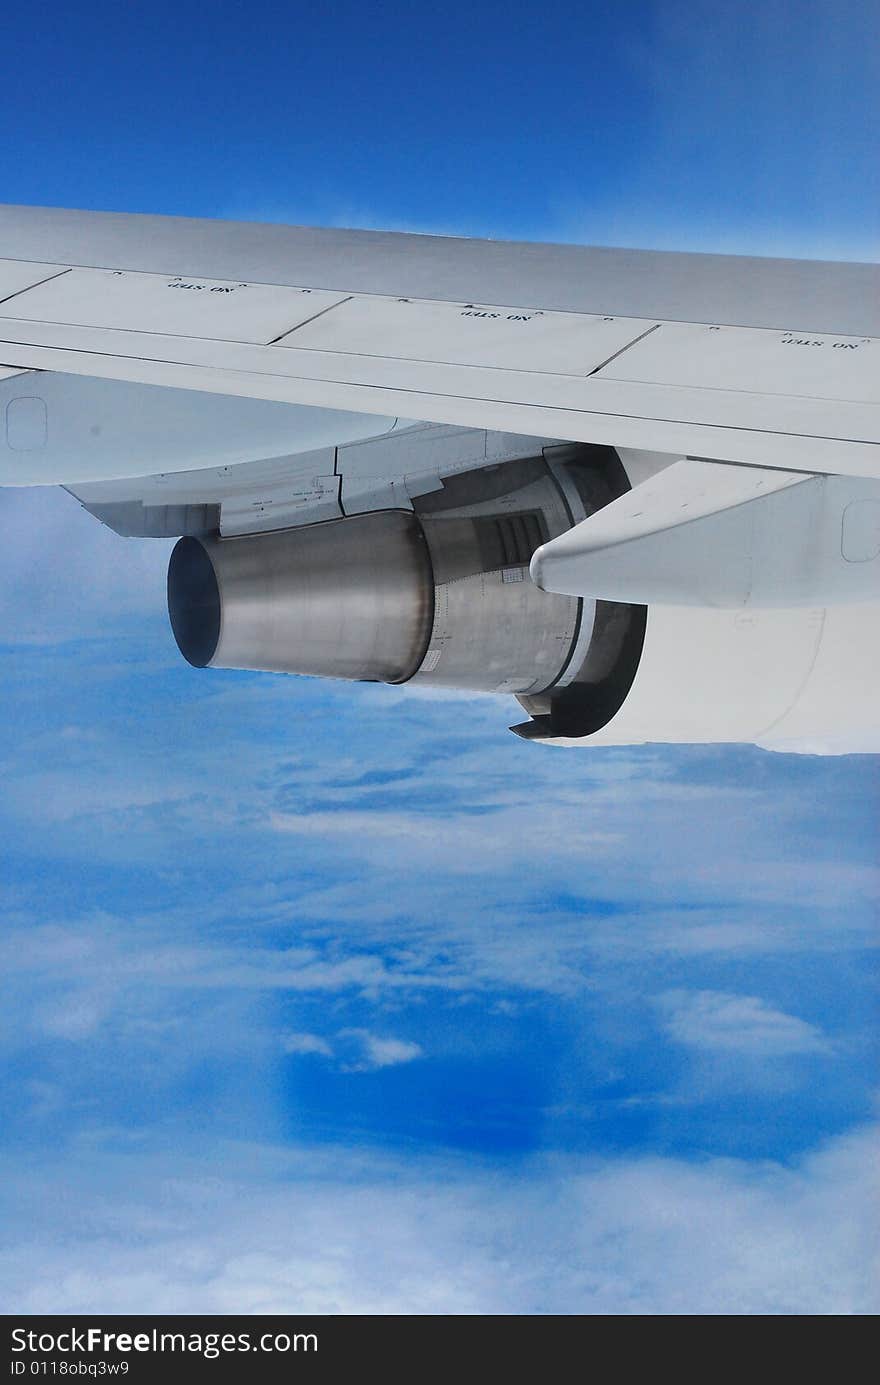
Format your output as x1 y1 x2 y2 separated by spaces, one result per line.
1 0 878 1314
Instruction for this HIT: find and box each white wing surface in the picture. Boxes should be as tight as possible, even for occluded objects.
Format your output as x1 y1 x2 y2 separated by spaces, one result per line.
1 205 878 481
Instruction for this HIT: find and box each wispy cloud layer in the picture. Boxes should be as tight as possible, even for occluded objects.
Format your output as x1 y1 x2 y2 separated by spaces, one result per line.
1 1123 876 1315
2 481 877 1313
658 991 831 1058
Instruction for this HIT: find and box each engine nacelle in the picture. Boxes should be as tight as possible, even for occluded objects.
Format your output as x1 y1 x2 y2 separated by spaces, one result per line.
539 601 879 753
167 440 878 752
168 445 646 731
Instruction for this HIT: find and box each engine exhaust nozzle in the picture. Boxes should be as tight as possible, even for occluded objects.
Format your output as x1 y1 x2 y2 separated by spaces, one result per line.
167 511 435 683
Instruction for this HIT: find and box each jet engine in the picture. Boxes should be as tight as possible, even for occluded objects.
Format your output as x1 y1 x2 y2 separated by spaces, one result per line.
167 437 879 751
167 444 646 738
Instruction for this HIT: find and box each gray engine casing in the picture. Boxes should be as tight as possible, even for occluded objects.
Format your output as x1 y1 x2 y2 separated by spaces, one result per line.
167 444 646 734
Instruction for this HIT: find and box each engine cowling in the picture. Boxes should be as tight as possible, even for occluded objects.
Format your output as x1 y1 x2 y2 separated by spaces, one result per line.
167 444 646 732
167 440 878 752
540 600 879 753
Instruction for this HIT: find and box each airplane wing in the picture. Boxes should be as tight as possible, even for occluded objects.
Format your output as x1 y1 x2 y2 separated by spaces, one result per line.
0 203 878 480
1 205 878 751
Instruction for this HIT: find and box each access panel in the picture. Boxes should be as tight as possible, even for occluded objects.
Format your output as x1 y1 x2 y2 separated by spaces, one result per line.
0 258 68 303
596 322 878 404
282 295 654 375
3 266 348 345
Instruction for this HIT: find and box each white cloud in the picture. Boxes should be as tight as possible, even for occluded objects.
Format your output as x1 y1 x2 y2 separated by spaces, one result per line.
281 1029 423 1071
658 991 830 1057
7 767 196 823
0 1122 876 1314
337 1029 423 1072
